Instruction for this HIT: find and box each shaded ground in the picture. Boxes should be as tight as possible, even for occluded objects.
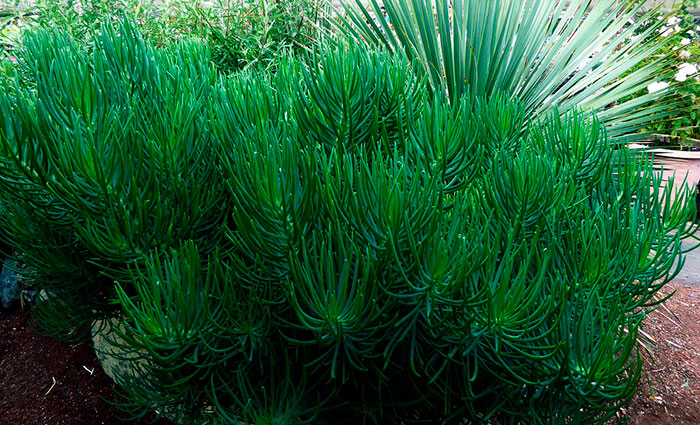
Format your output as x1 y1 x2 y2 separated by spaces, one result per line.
620 281 700 424
0 308 170 425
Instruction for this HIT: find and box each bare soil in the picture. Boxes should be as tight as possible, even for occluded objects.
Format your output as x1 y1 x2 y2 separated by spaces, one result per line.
0 282 698 424
0 307 169 425
619 281 700 424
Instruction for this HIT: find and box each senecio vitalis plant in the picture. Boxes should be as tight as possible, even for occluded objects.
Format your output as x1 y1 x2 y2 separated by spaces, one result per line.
0 17 698 425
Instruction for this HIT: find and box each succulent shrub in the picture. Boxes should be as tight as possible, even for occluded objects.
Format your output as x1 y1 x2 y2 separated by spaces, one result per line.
0 18 698 425
0 18 226 339
287 43 424 154
112 80 698 423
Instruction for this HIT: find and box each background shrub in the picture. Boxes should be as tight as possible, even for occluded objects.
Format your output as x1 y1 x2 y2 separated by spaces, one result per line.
22 0 324 73
155 0 326 73
625 1 700 146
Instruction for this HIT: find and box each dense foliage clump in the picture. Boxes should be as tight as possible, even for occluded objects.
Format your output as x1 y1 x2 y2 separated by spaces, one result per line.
3 0 324 74
0 18 697 425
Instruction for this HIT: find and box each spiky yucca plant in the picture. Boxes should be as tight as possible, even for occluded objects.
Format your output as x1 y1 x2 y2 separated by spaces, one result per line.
0 19 697 425
332 0 680 142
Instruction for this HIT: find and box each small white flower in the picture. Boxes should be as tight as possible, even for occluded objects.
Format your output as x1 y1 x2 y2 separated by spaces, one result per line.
681 38 691 46
679 50 692 59
679 62 697 75
668 16 681 26
688 30 695 35
675 25 682 32
648 81 670 93
674 63 698 82
661 27 675 37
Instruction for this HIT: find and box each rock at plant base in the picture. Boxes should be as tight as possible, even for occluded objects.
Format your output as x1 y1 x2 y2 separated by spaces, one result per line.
1 258 20 310
92 318 147 386
92 319 216 424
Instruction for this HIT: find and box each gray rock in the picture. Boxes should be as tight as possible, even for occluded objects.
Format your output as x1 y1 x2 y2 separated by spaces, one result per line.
91 318 147 384
92 318 216 424
1 258 20 310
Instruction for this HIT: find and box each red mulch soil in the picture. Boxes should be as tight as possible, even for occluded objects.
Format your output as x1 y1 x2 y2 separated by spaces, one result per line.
0 307 170 425
619 281 700 424
1 282 699 424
